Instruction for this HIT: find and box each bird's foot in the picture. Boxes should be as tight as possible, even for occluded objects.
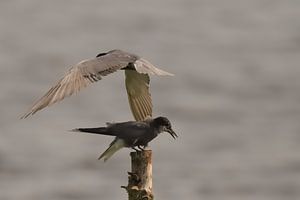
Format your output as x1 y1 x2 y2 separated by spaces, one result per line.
132 147 141 152
137 145 145 151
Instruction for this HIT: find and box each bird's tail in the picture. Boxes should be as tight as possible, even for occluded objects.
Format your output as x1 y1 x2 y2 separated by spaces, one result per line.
99 138 126 162
71 127 115 136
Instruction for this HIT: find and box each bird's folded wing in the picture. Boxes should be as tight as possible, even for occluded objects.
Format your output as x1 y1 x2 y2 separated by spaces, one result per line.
21 53 136 119
125 70 152 121
108 121 150 139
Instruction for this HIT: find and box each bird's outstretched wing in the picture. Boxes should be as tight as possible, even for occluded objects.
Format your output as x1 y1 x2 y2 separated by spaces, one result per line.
21 50 137 119
125 58 174 121
125 70 152 121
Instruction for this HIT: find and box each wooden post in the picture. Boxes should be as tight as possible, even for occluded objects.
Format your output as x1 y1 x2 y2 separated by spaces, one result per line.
122 150 154 200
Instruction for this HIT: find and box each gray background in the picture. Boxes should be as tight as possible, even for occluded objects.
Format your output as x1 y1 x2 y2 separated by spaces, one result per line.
1 0 300 200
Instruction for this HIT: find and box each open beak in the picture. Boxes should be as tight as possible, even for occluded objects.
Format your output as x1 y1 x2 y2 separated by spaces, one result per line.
167 128 178 139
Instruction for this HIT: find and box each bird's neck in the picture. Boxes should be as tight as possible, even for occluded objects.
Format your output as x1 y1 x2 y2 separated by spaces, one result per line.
149 121 163 135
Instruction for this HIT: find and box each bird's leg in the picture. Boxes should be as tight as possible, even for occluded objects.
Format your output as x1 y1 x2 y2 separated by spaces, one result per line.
132 146 140 152
137 145 145 151
142 144 148 149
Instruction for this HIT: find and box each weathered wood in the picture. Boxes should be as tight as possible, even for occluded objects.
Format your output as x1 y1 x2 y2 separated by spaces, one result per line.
122 150 154 200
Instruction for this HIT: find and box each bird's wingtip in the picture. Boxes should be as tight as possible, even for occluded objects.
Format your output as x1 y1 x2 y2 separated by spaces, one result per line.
157 68 175 76
167 72 175 76
19 112 31 119
98 155 107 162
70 128 81 132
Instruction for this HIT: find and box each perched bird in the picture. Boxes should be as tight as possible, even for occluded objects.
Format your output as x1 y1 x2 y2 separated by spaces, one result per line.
21 49 173 120
72 116 177 161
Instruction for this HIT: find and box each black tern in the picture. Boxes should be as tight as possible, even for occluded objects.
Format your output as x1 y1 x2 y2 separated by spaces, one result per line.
21 49 173 120
72 116 177 161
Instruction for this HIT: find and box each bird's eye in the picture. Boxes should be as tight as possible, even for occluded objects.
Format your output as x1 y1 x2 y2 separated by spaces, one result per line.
96 53 107 57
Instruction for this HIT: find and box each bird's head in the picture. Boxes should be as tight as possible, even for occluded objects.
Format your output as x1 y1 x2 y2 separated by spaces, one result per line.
96 52 108 57
154 116 178 139
96 49 123 58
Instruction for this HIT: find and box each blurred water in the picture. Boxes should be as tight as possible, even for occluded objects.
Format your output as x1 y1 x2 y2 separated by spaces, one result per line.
1 0 300 200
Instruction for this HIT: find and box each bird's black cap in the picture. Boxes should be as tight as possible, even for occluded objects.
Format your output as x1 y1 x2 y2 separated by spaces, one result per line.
96 52 108 57
154 117 178 139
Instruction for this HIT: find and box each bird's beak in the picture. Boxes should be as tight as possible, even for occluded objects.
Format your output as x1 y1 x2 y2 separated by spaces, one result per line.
166 128 178 139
